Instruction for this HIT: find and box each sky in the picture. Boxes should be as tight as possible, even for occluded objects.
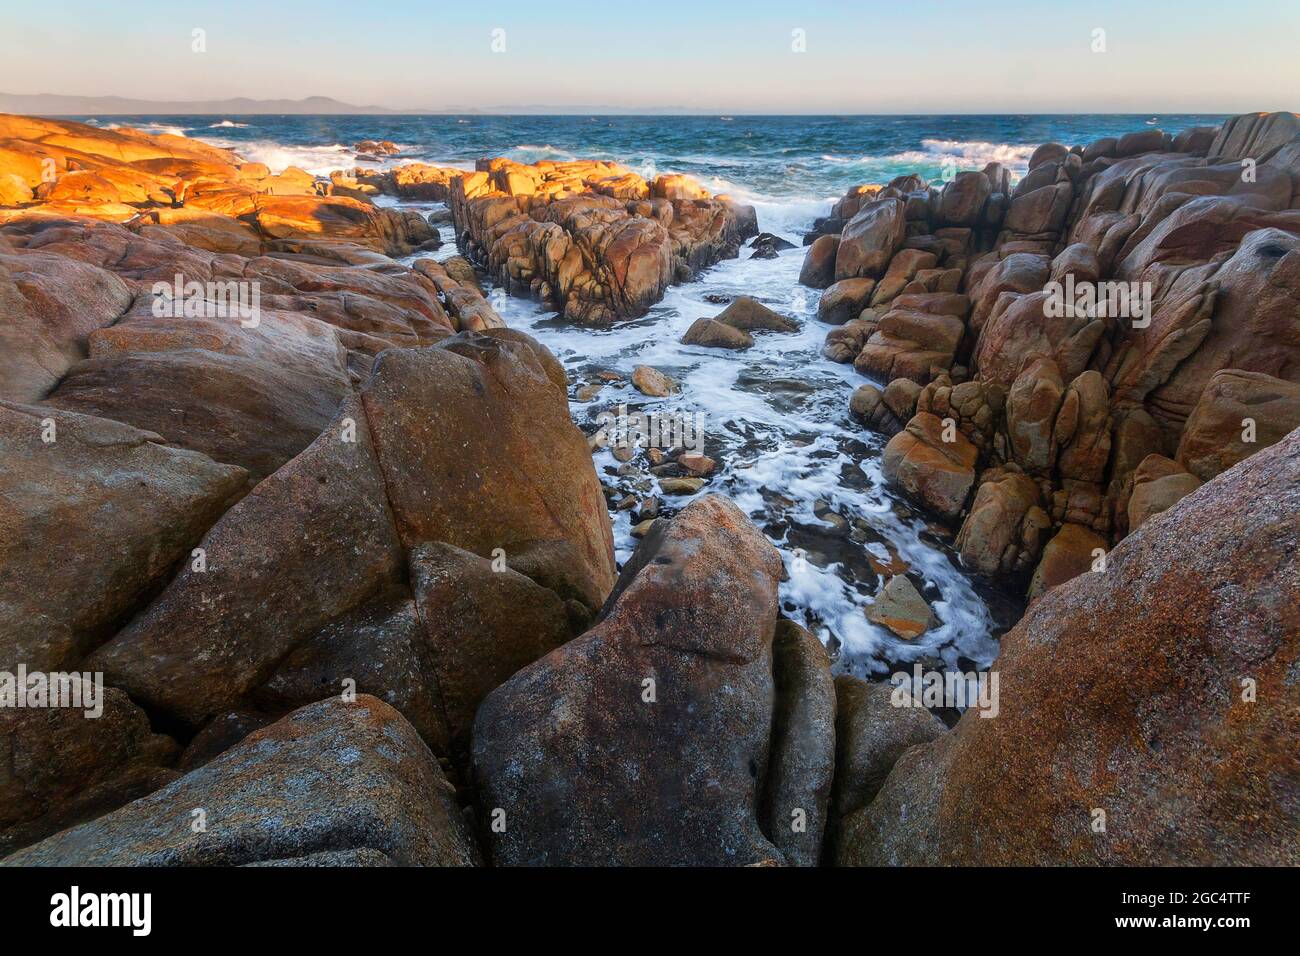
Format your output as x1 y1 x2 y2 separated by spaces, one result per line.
2 0 1296 113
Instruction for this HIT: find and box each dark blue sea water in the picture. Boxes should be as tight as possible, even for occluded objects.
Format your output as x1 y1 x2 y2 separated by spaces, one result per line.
81 113 1225 203
71 112 1228 675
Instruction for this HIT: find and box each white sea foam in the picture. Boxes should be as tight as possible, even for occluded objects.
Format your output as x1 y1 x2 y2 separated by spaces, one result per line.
507 143 578 161
824 138 1036 177
105 122 191 137
418 195 1001 674
886 138 1035 174
205 138 351 175
209 120 251 128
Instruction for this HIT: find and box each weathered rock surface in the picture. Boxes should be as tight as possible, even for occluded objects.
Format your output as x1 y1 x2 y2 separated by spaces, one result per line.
0 403 246 673
844 429 1300 865
830 111 1300 604
448 160 756 325
828 676 945 860
0 247 133 403
362 332 616 612
86 396 403 726
1126 454 1202 531
471 496 786 866
409 540 578 758
762 620 836 867
3 697 481 866
1176 368 1300 480
0 686 179 855
866 575 937 639
881 413 978 520
46 304 355 481
835 198 908 280
799 234 839 288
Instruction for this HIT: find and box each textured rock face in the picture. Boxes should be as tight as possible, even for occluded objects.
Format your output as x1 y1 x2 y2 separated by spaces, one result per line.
471 496 787 866
1026 522 1108 600
408 541 577 758
448 159 756 326
835 198 907 280
1127 454 1202 531
826 111 1300 604
1175 368 1300 480
762 621 836 867
955 469 1049 577
0 248 133 403
46 304 355 481
0 402 247 673
799 234 839 288
881 413 978 520
84 330 608 743
818 277 876 324
87 396 405 727
856 292 969 384
829 676 946 862
0 687 179 856
3 697 481 867
845 429 1300 865
362 332 616 612
0 111 623 854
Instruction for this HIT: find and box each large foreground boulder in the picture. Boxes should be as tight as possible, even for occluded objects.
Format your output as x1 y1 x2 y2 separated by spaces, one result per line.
362 330 617 612
3 697 480 866
0 403 246 672
87 395 405 727
471 496 788 866
843 427 1300 865
0 687 179 855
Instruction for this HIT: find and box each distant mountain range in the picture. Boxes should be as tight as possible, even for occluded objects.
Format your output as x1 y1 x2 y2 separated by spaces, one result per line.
0 93 442 116
0 92 752 116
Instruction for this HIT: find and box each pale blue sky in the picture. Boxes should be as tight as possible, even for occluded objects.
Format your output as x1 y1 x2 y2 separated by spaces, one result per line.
2 0 1295 113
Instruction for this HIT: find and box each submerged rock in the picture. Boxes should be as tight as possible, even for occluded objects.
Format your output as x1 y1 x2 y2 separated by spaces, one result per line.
682 316 752 349
631 364 677 397
866 575 937 639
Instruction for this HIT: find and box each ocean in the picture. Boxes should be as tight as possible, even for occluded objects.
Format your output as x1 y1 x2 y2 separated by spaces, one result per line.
82 112 1225 678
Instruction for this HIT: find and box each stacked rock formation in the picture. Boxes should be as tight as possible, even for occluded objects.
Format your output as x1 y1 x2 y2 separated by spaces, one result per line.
447 157 759 325
817 112 1300 599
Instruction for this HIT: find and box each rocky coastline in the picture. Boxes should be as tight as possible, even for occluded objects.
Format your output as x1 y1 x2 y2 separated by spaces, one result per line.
0 111 1296 866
